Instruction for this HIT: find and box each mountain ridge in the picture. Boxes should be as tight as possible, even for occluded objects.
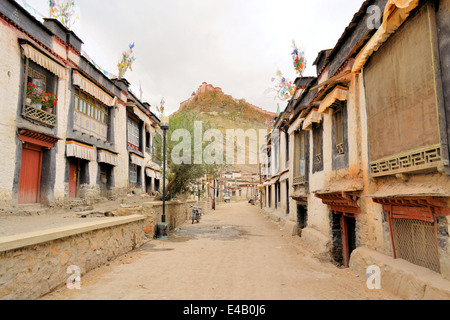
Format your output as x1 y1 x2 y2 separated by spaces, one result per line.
172 82 276 174
176 82 276 123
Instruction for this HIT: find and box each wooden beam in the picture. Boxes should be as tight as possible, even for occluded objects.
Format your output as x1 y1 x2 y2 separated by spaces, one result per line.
310 70 351 92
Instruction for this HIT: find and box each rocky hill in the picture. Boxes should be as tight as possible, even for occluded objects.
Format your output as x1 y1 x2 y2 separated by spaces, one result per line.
173 82 277 174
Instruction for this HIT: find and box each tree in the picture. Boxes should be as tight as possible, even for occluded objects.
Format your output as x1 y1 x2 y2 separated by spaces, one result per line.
153 112 228 200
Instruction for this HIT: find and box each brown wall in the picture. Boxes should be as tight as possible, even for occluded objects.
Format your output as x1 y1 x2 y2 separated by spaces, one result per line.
365 5 440 162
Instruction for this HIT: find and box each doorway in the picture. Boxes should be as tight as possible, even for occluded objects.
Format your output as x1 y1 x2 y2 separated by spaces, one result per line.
297 204 308 229
330 212 356 268
99 163 112 198
286 180 290 214
68 158 88 198
146 176 152 194
69 159 78 198
341 215 357 268
18 143 43 204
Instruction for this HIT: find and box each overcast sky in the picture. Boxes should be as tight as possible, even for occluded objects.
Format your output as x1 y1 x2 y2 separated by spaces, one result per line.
22 0 364 116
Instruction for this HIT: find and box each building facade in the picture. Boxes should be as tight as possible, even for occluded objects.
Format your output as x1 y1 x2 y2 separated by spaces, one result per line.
0 0 161 212
263 0 450 281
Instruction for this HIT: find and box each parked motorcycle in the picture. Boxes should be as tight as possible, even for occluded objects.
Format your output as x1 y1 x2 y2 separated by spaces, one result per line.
191 205 202 224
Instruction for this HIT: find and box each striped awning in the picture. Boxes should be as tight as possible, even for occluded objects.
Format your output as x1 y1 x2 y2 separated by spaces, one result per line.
318 86 349 114
270 175 280 184
72 70 114 106
146 167 163 179
130 153 145 167
302 109 322 131
146 168 156 178
352 0 419 73
66 140 95 161
98 149 119 166
21 44 66 79
133 106 152 127
280 171 289 182
288 116 305 135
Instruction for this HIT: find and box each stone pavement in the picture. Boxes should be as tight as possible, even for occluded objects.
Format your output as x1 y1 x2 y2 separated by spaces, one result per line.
40 201 401 300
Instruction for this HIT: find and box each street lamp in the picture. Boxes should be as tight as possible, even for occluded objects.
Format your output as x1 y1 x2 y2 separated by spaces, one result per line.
157 115 169 239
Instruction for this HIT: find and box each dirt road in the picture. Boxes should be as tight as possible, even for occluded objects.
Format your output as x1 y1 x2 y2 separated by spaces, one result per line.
41 202 400 300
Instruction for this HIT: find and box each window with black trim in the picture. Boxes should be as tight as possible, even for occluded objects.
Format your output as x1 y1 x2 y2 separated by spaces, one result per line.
313 123 323 173
332 101 349 170
74 88 109 125
127 115 141 152
334 106 344 155
129 162 141 188
23 61 58 127
285 131 289 169
73 88 110 141
293 130 308 185
145 129 151 153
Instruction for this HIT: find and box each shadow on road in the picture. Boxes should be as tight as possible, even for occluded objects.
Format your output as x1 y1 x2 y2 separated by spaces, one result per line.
168 224 248 242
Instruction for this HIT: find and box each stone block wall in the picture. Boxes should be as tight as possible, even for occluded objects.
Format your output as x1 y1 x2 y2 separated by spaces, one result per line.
0 216 145 300
112 199 211 238
350 247 450 300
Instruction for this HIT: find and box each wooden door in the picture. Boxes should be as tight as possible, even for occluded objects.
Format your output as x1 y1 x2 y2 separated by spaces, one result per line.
69 159 78 198
99 163 108 198
341 215 356 268
18 144 42 204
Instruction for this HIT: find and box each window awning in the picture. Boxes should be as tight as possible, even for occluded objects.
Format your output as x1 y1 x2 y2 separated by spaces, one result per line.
145 168 156 178
133 106 152 128
66 140 95 161
270 175 280 184
370 196 450 219
146 168 162 179
279 171 290 182
302 109 322 131
98 149 119 166
130 153 145 167
21 43 66 79
315 192 361 216
318 86 349 114
352 0 419 73
287 116 305 135
72 70 114 106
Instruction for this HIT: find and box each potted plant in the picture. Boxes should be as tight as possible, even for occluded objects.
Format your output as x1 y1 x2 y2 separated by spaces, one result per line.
41 92 58 113
26 82 45 109
26 82 37 106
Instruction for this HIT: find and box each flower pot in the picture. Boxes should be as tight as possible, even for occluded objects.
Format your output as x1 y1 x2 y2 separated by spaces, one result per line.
44 107 53 114
25 98 32 105
33 104 42 110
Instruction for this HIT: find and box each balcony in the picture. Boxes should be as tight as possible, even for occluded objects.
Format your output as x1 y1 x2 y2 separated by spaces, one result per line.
23 104 56 128
293 175 306 186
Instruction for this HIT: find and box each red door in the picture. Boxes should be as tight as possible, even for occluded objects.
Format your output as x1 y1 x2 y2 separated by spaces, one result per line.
69 159 78 198
18 144 42 204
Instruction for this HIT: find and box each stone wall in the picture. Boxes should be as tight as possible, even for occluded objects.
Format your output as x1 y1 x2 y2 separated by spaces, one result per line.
0 215 145 300
350 247 450 300
112 199 211 237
